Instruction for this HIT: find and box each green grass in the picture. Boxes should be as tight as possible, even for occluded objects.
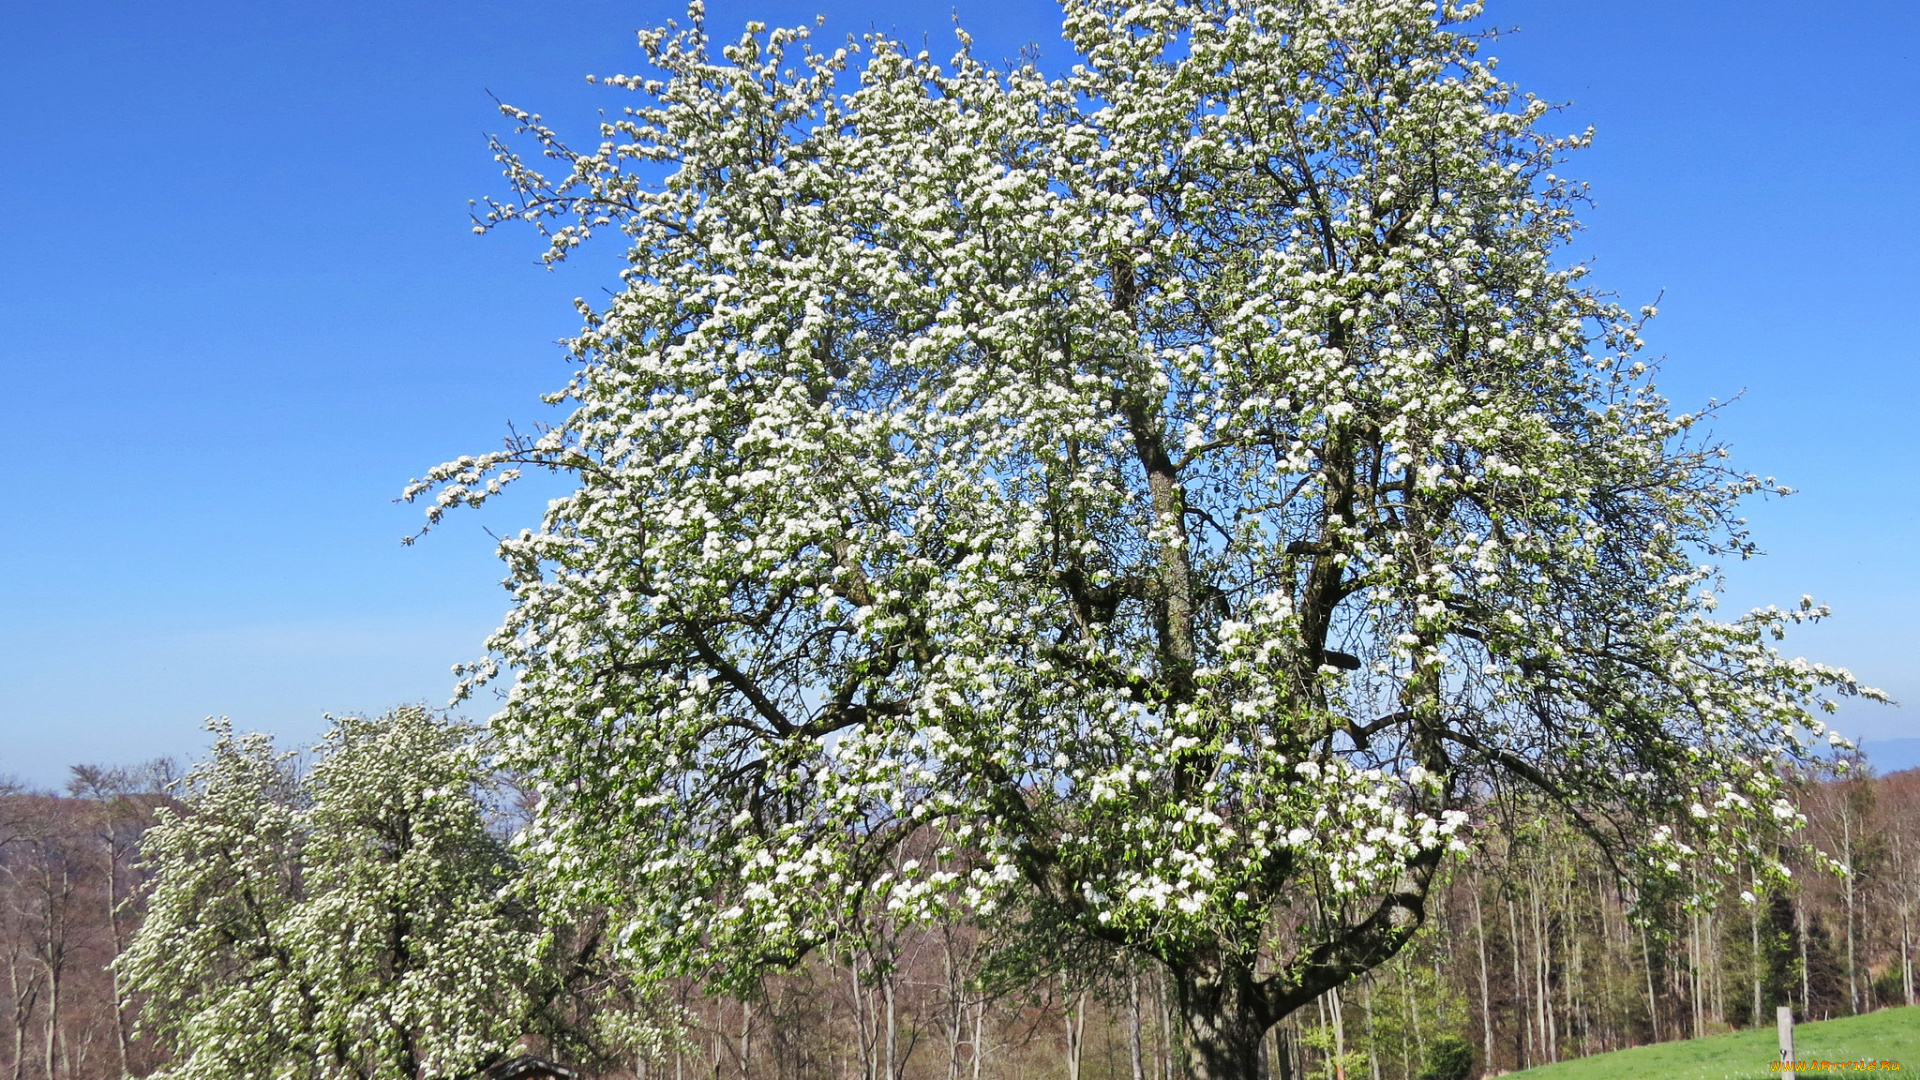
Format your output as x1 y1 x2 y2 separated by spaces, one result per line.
1502 1006 1919 1080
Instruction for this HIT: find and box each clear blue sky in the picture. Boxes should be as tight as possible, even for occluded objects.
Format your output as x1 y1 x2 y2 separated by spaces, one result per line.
2 0 1914 787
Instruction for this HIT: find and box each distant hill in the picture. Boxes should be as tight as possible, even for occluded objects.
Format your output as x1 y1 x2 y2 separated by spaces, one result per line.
1859 737 1920 776
1503 1005 1919 1080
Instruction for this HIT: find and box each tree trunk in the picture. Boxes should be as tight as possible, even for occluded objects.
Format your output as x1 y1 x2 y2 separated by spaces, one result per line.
1360 977 1381 1080
1842 809 1858 1016
42 961 58 1080
100 827 131 1080
1325 988 1347 1080
1172 960 1271 1080
1159 971 1180 1080
1529 879 1553 1063
848 954 877 1080
1796 897 1810 1015
1905 836 1917 1008
1720 899 1735 1022
944 950 961 1080
1697 907 1712 1037
1639 919 1660 1044
1399 959 1425 1064
970 994 987 1080
1564 869 1587 1057
6 959 39 1080
1903 886 1915 1007
1752 888 1765 1028
1507 896 1530 1068
1131 968 1147 1080
1063 975 1087 1080
883 971 897 1080
740 998 752 1080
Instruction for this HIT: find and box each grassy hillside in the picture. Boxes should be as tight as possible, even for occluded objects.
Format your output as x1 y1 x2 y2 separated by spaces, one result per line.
1503 1006 1919 1080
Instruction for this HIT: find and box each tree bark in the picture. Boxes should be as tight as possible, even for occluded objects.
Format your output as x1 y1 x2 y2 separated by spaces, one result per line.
1470 882 1494 1067
1842 808 1858 1016
1903 848 1915 1007
1508 896 1530 1067
1752 880 1765 1027
1159 971 1179 1080
1709 904 1725 1029
1898 832 1916 1007
1171 960 1271 1080
1529 878 1553 1063
98 823 131 1080
1688 905 1703 1038
970 994 987 1080
1639 918 1660 1044
41 960 58 1080
1562 867 1587 1057
1062 977 1087 1080
848 953 877 1080
5 959 38 1080
1130 968 1147 1080
1326 988 1348 1080
740 998 752 1080
944 938 965 1080
884 970 897 1080
1796 897 1810 1016
1360 977 1381 1080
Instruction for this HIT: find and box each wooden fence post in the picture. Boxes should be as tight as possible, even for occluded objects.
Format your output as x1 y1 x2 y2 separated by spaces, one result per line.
1776 1005 1795 1080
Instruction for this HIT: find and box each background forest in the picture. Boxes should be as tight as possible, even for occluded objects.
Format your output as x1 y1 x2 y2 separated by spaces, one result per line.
4 745 1914 1080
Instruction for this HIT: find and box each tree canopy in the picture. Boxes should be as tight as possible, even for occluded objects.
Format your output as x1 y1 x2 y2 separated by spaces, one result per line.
410 0 1880 1074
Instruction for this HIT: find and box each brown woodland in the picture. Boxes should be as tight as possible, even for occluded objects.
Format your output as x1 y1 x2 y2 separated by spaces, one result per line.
3 760 1915 1080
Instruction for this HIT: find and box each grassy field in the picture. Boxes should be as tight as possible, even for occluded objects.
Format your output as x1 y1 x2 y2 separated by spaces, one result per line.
1503 1006 1918 1080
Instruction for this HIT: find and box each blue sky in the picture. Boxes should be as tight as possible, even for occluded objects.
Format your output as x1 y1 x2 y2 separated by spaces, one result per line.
1 0 1915 786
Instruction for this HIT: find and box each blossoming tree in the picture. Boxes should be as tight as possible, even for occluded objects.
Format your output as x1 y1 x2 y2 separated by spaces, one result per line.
411 0 1878 1073
120 710 538 1080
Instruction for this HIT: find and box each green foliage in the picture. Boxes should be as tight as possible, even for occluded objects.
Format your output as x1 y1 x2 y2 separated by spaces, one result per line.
1299 1020 1371 1080
1419 1035 1474 1080
1346 945 1470 1080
